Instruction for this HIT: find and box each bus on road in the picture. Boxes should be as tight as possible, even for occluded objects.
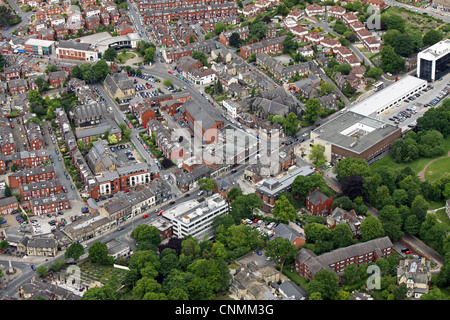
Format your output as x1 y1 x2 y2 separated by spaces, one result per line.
374 81 385 92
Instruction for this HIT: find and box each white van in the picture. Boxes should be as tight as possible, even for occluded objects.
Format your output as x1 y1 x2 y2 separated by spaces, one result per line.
198 190 204 196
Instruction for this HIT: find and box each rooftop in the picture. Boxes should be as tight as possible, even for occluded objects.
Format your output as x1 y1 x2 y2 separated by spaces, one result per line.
349 76 427 117
311 111 400 155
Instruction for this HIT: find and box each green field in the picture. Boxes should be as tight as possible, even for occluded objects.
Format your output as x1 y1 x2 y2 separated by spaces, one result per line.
116 52 136 63
370 135 450 175
424 157 450 182
435 208 450 231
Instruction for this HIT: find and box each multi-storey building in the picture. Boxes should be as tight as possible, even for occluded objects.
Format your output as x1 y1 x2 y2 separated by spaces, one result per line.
295 236 393 281
240 36 286 59
219 26 249 46
10 150 49 169
20 179 65 201
98 188 155 222
0 196 19 216
162 193 229 240
29 193 71 216
8 165 57 188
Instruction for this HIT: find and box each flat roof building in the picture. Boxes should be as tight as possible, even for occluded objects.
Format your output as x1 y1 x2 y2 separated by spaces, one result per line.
310 111 402 164
24 38 56 55
417 39 450 82
162 193 228 240
255 165 315 208
349 76 427 118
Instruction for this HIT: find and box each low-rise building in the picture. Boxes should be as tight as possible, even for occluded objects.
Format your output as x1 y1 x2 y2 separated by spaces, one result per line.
255 166 315 209
397 258 431 299
295 236 393 281
0 196 19 216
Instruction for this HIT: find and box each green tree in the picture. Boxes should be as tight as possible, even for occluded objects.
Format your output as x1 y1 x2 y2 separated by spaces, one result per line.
131 224 162 247
198 178 216 195
248 20 268 40
330 223 354 248
381 14 405 32
36 266 48 277
380 45 405 74
410 195 429 223
4 185 12 197
422 29 443 47
283 112 299 135
214 22 227 35
93 60 110 82
333 157 370 182
304 99 321 123
360 215 385 242
167 287 189 300
229 32 241 48
366 67 383 80
420 288 448 300
378 205 404 241
88 242 113 265
393 33 416 57
309 144 326 168
272 195 297 222
226 187 243 201
163 78 173 87
319 82 335 96
65 242 84 260
103 47 117 61
265 237 298 273
308 269 339 300
133 277 162 300
192 51 208 66
336 63 352 75
304 223 331 244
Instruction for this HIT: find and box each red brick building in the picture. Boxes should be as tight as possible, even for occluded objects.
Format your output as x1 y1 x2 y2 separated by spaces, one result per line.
240 36 286 59
8 165 56 189
48 70 67 88
305 187 333 216
295 236 393 281
10 150 49 169
0 196 19 216
29 193 71 216
20 179 65 201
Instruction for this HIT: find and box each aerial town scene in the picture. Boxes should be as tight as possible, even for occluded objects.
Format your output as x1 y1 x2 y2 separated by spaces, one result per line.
0 0 448 306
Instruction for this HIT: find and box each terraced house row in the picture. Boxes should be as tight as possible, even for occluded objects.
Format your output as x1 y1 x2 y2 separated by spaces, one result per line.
142 2 238 24
136 0 230 12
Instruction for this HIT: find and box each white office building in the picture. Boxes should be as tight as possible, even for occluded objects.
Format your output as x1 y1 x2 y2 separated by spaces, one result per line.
417 39 450 82
162 193 229 240
222 99 243 119
349 75 427 119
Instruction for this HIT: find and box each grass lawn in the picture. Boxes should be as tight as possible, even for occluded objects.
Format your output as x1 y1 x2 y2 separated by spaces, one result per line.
116 52 136 63
370 135 450 176
283 268 310 290
435 208 450 231
424 156 450 183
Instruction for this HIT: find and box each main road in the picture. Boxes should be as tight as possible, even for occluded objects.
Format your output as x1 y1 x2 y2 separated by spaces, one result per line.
384 0 450 23
3 0 33 38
